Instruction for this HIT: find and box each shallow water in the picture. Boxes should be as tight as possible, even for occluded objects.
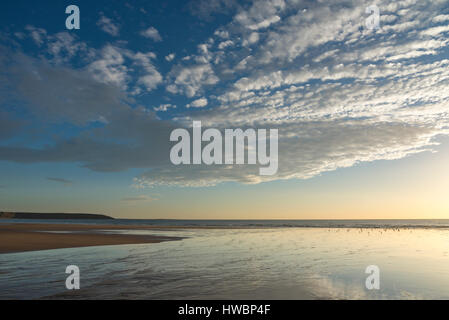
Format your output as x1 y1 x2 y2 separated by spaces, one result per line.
1 227 449 299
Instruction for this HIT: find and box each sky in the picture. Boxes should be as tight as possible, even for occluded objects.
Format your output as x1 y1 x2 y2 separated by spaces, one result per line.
1 0 449 219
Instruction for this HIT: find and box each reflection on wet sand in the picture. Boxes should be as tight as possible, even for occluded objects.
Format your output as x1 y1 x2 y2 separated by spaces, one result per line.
1 227 449 299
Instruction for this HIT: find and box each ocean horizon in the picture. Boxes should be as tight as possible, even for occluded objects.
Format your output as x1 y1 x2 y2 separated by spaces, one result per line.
2 218 449 229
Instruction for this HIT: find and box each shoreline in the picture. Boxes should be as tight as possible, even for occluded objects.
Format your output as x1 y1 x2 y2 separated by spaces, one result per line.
2 220 448 254
0 223 183 254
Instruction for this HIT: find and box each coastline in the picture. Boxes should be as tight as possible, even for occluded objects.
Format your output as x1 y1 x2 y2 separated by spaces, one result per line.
2 219 449 254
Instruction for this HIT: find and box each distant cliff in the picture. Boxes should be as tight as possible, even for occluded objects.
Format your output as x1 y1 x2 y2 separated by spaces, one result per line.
0 212 114 220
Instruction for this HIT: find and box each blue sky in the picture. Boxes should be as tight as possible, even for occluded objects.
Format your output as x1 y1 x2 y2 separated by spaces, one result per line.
1 0 449 218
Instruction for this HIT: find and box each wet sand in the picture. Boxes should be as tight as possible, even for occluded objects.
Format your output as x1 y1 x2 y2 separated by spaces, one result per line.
0 223 183 254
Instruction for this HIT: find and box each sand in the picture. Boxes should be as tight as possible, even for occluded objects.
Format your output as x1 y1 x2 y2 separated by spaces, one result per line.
0 223 183 254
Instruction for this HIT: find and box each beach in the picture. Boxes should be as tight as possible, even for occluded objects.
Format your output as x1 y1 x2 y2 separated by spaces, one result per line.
0 223 182 254
1 220 449 299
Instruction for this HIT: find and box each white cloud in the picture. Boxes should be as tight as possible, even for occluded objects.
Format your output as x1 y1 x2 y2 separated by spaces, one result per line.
234 0 285 30
218 40 234 49
214 29 229 38
248 15 281 30
167 63 219 97
165 53 176 61
24 26 89 63
242 32 259 46
97 14 120 36
88 45 128 89
25 25 47 46
87 46 162 93
131 51 163 92
140 27 162 41
154 104 176 112
187 97 208 108
433 14 449 23
421 25 449 37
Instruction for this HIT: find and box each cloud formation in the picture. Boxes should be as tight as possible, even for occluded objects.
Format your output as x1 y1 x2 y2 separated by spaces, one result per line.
97 14 120 36
140 27 162 41
2 0 449 188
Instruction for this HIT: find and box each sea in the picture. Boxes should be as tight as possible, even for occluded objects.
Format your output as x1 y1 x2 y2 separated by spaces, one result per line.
1 219 449 299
